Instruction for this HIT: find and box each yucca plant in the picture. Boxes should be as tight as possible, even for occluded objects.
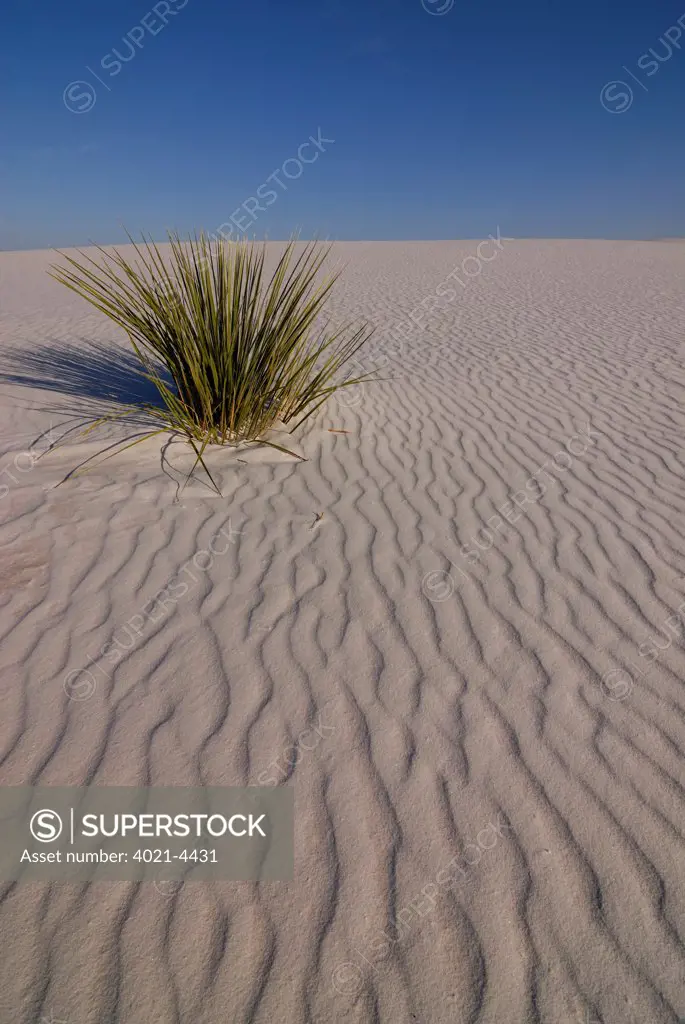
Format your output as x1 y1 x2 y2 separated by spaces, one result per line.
48 231 376 492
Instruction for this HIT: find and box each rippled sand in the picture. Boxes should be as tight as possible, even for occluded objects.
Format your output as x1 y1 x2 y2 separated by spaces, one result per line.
1 240 685 1023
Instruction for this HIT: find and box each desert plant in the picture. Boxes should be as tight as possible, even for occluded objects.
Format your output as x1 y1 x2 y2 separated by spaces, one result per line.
49 231 376 491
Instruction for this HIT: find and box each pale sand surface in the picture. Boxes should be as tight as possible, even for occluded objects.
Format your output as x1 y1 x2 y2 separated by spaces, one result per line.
1 240 685 1023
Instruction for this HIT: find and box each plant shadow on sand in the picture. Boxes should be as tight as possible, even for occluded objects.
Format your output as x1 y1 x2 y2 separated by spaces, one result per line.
0 338 194 489
0 338 170 423
0 338 305 497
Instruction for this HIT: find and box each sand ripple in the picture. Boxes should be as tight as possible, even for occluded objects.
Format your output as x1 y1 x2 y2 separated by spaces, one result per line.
1 241 684 1023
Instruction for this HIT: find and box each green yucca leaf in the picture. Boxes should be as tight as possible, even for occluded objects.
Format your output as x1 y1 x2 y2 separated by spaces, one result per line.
49 232 377 493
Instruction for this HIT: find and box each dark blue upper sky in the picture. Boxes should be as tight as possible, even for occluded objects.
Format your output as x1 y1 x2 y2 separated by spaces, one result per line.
2 0 684 248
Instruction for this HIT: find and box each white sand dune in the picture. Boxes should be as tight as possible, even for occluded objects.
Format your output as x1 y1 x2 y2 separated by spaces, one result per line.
1 240 685 1023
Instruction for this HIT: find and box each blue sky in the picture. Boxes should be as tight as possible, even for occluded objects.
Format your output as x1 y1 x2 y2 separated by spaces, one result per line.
2 0 684 248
